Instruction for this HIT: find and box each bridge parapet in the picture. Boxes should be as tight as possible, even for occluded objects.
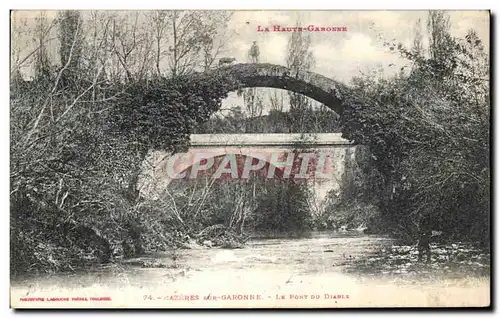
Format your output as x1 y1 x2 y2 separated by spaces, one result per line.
190 133 352 147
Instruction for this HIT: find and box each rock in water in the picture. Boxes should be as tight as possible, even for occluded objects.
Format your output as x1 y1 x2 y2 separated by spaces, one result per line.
202 240 213 248
212 250 240 263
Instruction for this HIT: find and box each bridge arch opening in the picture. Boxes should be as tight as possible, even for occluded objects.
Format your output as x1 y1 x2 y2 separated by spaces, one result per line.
197 88 341 135
206 63 348 116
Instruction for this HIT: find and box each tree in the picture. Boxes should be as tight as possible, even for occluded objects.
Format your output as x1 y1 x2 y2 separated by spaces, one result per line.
165 11 204 77
10 12 30 89
149 10 232 76
412 18 424 57
242 88 264 131
342 11 490 245
285 19 315 133
58 11 83 75
427 11 452 61
110 12 154 83
150 10 169 76
199 11 232 72
33 11 53 81
10 10 243 274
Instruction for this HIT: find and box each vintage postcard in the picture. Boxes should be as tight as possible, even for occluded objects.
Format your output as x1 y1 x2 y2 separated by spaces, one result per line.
10 9 491 308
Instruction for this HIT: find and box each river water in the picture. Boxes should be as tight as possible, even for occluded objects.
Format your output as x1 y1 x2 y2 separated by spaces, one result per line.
10 231 490 308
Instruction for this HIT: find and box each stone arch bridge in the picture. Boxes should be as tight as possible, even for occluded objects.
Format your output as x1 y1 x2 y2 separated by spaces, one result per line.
136 63 354 204
205 63 349 116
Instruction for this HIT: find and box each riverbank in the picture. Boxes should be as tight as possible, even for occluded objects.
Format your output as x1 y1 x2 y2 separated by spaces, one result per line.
11 232 490 308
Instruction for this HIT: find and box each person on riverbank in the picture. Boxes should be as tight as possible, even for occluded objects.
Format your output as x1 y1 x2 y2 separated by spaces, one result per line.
417 213 432 263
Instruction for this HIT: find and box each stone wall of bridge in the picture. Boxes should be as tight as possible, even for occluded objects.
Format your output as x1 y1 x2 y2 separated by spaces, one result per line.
137 134 357 206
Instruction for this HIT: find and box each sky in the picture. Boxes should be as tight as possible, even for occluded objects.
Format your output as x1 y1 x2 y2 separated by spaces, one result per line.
11 10 490 114
225 10 489 81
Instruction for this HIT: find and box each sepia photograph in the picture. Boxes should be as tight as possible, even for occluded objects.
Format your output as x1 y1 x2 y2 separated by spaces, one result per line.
9 9 491 309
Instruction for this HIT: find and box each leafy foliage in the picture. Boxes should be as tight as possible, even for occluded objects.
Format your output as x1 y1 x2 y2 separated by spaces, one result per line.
341 12 490 245
10 35 236 277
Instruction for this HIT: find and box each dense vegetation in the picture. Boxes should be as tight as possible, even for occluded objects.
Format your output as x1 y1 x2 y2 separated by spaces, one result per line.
10 11 489 277
341 12 490 246
10 11 238 276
